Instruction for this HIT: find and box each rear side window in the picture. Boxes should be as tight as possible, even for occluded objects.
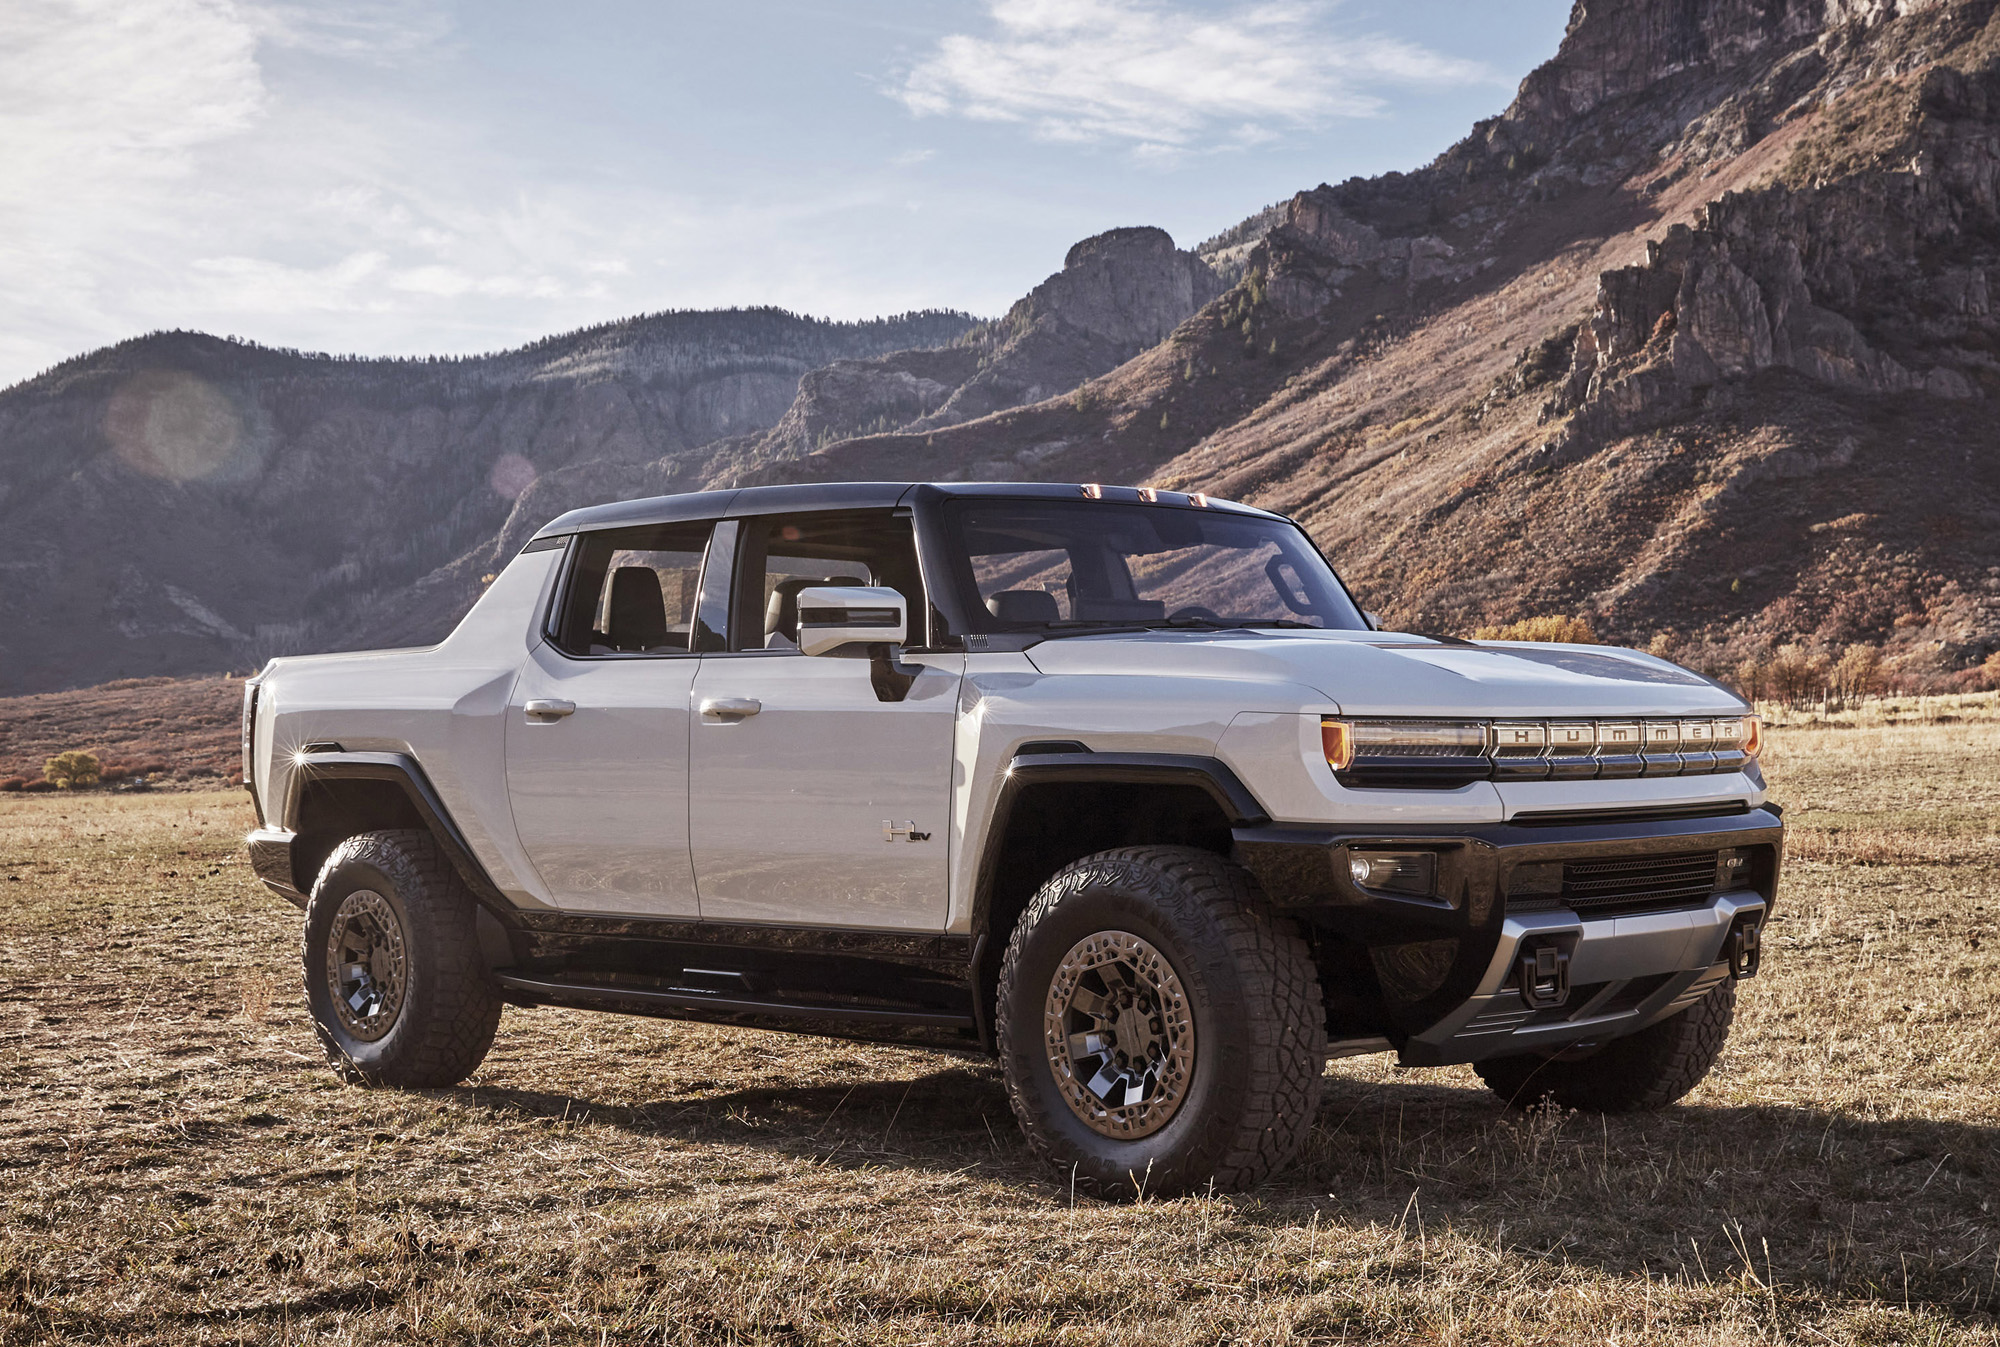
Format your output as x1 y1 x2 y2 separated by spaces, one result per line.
551 521 714 656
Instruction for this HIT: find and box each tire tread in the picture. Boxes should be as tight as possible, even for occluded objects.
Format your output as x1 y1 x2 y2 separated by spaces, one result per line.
304 829 500 1088
997 845 1324 1196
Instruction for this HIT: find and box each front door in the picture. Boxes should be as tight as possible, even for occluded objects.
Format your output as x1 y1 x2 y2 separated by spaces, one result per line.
688 509 960 930
503 520 716 915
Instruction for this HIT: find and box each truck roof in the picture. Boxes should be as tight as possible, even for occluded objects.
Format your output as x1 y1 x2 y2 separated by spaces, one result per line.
529 481 1281 540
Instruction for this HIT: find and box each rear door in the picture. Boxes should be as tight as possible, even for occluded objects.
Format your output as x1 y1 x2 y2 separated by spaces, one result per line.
687 508 961 930
504 520 721 915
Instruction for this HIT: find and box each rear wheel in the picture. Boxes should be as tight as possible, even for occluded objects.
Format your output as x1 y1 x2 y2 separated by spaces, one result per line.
996 846 1324 1198
1474 980 1735 1111
303 829 502 1088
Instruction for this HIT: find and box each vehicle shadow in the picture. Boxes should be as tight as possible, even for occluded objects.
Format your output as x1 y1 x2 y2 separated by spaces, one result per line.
458 1059 2000 1319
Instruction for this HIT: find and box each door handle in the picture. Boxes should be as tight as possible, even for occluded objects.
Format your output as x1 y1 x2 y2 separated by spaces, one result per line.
523 699 575 720
700 697 762 720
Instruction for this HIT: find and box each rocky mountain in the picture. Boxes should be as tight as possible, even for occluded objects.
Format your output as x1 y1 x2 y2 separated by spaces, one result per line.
0 310 975 693
6 0 1997 693
743 0 2000 686
357 226 1225 647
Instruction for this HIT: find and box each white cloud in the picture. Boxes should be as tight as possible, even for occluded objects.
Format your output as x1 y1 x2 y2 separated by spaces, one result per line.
0 0 649 378
897 0 1493 155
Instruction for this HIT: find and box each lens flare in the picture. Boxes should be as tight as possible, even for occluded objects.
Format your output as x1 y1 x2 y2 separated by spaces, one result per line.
105 372 241 480
489 453 537 500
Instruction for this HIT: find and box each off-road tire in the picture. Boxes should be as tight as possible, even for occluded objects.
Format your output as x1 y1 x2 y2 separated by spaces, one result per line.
1474 979 1736 1112
996 846 1325 1199
303 829 502 1088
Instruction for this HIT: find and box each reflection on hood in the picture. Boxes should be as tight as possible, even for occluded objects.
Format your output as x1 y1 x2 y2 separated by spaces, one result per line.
1463 645 1709 687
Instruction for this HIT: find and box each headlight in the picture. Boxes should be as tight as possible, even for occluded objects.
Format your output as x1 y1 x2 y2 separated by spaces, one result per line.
1322 714 1762 788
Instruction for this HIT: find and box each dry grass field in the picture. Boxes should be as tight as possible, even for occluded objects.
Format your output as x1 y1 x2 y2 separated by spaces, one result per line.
3 714 1998 1344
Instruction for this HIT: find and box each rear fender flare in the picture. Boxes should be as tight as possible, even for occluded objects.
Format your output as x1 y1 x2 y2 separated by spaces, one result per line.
284 752 511 915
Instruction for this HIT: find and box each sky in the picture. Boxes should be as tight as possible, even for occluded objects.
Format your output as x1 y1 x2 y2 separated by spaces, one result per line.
0 0 1575 387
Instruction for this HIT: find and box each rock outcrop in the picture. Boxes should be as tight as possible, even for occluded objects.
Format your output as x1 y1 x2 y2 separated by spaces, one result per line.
732 226 1221 467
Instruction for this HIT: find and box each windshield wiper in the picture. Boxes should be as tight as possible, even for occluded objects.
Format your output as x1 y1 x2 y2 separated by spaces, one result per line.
1029 621 1157 641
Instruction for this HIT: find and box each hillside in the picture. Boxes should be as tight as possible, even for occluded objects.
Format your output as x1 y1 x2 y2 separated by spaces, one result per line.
0 309 975 695
736 0 2000 686
0 675 241 787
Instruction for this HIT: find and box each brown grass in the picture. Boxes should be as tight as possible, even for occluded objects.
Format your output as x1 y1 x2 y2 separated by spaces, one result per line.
2 720 1997 1344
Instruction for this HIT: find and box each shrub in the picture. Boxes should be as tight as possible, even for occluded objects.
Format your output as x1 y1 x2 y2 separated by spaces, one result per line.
1766 643 1830 704
1471 615 1598 644
0 778 25 792
43 750 102 790
1830 643 1884 700
22 780 55 793
1734 654 1768 702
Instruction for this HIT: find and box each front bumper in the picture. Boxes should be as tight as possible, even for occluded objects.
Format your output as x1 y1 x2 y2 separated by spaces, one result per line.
1401 892 1761 1064
1232 806 1782 1062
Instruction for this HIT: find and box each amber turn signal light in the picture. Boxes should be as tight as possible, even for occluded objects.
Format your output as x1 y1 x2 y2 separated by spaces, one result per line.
1321 719 1354 772
1743 714 1763 759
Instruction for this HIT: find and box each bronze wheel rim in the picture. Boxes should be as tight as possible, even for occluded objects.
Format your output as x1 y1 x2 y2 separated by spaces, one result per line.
325 889 407 1042
1042 930 1195 1139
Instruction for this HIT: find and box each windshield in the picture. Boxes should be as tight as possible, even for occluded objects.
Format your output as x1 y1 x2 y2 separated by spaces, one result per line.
944 499 1368 633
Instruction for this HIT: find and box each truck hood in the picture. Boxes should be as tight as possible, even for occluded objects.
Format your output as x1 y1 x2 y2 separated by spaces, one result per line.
1021 629 1746 718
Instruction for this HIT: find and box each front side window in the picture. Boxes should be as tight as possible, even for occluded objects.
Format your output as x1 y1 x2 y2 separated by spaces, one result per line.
729 511 924 652
551 521 714 656
945 499 1366 633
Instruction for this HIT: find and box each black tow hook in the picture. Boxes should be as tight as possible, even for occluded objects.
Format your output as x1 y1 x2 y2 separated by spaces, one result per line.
1517 942 1571 1010
1727 915 1763 980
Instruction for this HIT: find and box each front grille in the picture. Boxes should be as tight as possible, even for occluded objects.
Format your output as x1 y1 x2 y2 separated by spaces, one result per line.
1562 850 1717 915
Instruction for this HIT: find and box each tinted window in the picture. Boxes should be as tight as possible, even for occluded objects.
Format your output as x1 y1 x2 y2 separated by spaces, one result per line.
944 499 1366 632
729 512 924 652
552 521 714 656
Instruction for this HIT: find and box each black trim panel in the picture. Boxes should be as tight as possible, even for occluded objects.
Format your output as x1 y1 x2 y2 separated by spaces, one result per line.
497 974 973 1030
246 827 304 908
1003 751 1270 826
284 752 509 910
507 908 971 972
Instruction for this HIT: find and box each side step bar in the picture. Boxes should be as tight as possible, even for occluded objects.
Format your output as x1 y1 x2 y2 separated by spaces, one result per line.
495 973 975 1031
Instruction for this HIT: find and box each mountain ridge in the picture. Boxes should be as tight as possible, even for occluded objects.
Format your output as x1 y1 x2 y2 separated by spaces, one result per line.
4 0 1997 693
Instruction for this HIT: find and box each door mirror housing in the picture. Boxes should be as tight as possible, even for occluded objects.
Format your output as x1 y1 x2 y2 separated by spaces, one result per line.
796 586 908 657
1364 610 1382 631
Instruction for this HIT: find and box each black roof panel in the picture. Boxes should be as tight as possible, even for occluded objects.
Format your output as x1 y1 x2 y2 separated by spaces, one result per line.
529 480 1276 539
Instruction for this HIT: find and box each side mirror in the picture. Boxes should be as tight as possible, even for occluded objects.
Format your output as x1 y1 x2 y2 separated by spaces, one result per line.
796 586 907 657
1364 610 1382 631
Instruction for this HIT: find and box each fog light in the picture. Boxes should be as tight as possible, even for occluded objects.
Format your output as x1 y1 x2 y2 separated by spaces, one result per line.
1347 850 1437 898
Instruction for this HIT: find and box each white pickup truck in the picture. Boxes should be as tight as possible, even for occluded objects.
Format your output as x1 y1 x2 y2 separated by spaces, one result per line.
243 481 1780 1196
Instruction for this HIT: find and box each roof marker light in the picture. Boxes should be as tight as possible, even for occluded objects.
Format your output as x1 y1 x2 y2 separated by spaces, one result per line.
1080 483 1103 499
1190 493 1211 508
1137 487 1158 502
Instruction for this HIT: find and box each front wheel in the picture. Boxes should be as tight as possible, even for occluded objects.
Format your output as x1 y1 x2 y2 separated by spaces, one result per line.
1474 980 1736 1111
302 829 502 1088
996 846 1325 1198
